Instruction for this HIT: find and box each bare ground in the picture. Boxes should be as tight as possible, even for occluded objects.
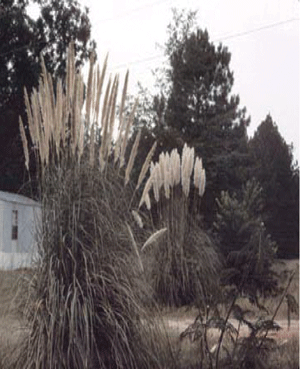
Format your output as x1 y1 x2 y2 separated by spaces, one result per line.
0 260 298 365
163 317 299 344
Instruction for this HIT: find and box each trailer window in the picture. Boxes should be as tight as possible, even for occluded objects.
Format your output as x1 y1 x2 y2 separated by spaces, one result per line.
12 210 18 240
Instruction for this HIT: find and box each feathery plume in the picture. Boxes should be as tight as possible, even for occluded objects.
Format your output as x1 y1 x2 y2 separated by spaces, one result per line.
24 87 36 144
136 141 157 190
193 157 202 188
132 210 144 228
139 166 156 208
126 223 144 272
19 117 29 171
106 75 119 160
145 193 151 210
163 152 170 199
152 164 160 203
94 55 108 125
141 228 167 252
119 98 138 168
114 71 129 164
99 76 112 170
85 51 95 128
199 169 206 197
125 129 141 185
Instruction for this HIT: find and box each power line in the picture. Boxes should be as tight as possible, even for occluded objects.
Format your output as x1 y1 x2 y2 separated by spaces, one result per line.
214 17 299 43
110 17 299 71
0 16 298 68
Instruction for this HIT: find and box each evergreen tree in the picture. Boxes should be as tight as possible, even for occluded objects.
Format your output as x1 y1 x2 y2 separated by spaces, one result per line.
249 114 299 258
214 179 279 303
134 9 250 226
0 0 96 192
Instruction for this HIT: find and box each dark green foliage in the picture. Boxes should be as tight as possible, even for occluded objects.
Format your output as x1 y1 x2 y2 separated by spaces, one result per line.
163 10 250 227
214 180 279 302
214 180 264 254
179 310 284 369
178 257 298 369
130 9 250 228
0 0 96 192
248 114 299 258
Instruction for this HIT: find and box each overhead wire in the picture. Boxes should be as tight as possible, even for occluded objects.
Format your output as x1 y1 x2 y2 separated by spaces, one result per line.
110 17 299 71
0 1 298 71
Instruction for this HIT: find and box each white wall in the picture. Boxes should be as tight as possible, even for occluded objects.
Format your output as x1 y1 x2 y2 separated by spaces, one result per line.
0 199 41 270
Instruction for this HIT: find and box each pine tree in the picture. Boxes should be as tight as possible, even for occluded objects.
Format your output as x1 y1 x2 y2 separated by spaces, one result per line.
249 115 299 258
155 9 250 225
214 179 279 302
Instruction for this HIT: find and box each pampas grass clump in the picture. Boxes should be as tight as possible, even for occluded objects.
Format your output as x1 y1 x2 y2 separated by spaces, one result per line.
138 144 221 307
14 43 175 369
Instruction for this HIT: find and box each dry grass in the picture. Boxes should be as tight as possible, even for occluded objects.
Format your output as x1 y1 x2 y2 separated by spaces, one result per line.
137 144 221 307
0 269 33 368
13 39 299 369
14 42 178 369
230 259 299 321
0 259 298 368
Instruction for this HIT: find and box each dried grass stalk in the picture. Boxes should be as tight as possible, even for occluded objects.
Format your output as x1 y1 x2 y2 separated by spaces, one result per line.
159 153 165 192
163 152 170 199
152 164 160 203
99 76 112 170
21 42 140 184
94 55 108 124
136 141 157 190
105 75 119 161
89 124 95 166
193 157 202 189
145 193 151 210
139 165 156 208
141 228 167 252
181 144 195 197
131 210 143 228
24 87 36 144
19 117 29 170
114 71 129 164
119 98 138 169
199 169 206 197
125 130 141 185
126 223 144 272
85 51 96 128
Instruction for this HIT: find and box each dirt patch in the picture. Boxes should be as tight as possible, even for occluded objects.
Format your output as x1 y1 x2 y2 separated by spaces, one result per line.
162 316 299 345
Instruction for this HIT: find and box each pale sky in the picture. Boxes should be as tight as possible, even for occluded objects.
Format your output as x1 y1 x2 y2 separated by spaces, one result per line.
29 0 300 161
79 0 299 162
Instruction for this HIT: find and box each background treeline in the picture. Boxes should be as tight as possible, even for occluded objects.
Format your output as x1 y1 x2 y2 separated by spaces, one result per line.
0 3 298 258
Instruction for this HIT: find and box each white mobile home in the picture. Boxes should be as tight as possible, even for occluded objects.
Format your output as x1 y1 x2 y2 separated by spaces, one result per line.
0 191 41 270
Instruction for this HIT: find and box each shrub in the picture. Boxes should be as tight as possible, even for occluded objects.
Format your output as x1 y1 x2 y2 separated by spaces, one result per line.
214 180 279 303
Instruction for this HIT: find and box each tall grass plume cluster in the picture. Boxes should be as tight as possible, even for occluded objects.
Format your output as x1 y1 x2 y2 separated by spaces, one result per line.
12 43 174 369
138 144 221 307
7 40 297 369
